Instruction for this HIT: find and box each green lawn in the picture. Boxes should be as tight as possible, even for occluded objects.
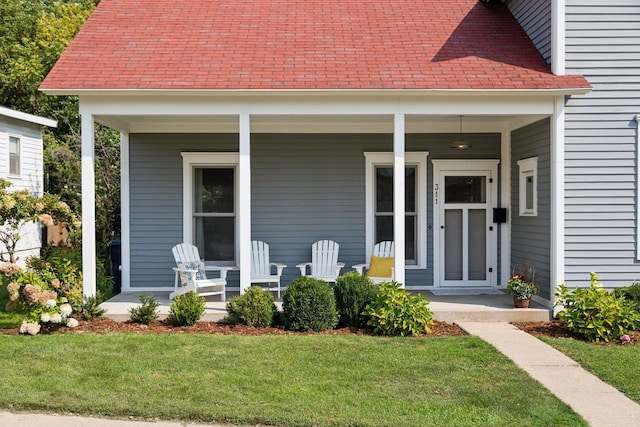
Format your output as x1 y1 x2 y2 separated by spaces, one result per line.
541 337 640 404
0 333 586 426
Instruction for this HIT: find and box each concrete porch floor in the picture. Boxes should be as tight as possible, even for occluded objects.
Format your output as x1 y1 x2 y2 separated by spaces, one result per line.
101 290 551 323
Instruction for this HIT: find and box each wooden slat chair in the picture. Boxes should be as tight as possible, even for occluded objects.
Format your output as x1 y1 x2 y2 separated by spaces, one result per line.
353 241 395 283
250 240 287 299
170 243 232 300
296 240 345 284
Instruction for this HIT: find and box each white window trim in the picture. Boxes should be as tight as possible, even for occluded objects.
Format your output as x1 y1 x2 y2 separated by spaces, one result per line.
517 157 538 217
8 134 21 176
364 151 428 269
182 152 240 264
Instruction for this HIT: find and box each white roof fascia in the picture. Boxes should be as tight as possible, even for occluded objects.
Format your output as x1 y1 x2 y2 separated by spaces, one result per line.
0 105 58 128
41 87 591 97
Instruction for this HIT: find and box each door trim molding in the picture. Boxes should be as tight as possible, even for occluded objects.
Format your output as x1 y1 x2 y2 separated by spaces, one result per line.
432 159 500 288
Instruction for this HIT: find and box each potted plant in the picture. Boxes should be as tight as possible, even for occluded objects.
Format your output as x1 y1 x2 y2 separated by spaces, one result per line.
507 274 538 308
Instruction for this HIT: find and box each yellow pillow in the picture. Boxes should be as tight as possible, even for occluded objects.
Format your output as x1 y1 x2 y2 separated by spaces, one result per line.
366 256 394 278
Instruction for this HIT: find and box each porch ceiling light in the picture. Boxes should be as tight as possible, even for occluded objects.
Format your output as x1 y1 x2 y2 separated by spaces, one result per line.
450 115 472 149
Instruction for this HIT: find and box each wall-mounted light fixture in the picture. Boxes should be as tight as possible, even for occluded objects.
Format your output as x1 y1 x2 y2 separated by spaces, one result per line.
450 115 472 149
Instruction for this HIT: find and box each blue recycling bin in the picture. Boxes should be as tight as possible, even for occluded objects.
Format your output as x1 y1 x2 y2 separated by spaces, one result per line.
108 240 121 294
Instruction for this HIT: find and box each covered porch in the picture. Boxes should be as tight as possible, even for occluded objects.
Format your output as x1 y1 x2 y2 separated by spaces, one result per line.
100 290 552 323
77 91 573 305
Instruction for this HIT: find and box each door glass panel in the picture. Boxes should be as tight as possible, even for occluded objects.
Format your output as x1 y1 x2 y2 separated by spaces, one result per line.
445 176 486 203
195 217 235 262
468 209 486 280
444 209 463 280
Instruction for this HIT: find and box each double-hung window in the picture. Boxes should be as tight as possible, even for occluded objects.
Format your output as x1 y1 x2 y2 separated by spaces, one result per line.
365 152 428 268
183 153 238 265
9 136 20 175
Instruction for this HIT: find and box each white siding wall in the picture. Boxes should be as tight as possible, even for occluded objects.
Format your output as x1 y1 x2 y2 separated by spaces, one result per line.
564 0 640 286
0 116 44 264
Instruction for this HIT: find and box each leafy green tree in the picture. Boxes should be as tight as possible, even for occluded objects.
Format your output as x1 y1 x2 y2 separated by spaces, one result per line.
1 0 121 263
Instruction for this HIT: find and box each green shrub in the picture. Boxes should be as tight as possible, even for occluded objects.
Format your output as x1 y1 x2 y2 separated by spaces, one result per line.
226 286 277 327
555 273 640 342
168 291 206 326
334 272 378 328
79 296 106 321
614 282 640 309
282 276 338 332
364 281 434 336
128 294 159 325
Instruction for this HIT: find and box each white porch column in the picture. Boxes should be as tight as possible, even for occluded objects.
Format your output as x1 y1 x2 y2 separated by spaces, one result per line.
81 113 96 298
238 114 251 294
551 96 566 302
551 0 566 76
120 132 130 291
500 127 511 287
393 114 406 286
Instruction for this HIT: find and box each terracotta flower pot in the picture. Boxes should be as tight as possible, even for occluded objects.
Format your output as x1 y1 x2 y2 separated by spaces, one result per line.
513 298 530 308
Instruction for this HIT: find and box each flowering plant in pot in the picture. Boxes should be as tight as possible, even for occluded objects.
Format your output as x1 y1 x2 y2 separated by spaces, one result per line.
507 274 538 307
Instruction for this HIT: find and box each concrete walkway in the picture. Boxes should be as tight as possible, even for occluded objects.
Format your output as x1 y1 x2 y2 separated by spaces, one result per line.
0 412 229 427
459 322 640 427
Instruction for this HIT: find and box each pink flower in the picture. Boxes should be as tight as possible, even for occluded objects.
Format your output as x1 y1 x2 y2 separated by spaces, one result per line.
621 335 631 343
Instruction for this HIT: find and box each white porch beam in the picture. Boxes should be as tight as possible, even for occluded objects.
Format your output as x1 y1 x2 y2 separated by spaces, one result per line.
120 132 130 291
393 114 406 286
551 96 566 303
238 114 251 294
81 114 96 298
500 127 512 288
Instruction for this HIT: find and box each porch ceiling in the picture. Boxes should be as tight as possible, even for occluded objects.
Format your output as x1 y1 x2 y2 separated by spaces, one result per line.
95 113 546 134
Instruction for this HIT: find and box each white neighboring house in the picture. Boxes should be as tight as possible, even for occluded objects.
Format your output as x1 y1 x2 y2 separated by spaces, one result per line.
0 105 57 265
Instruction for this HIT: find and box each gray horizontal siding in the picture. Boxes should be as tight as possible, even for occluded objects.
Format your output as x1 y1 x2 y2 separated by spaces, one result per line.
507 0 552 64
129 132 501 290
511 119 552 299
564 0 640 287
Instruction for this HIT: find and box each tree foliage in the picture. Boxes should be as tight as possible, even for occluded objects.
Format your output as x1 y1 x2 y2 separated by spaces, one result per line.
0 0 120 262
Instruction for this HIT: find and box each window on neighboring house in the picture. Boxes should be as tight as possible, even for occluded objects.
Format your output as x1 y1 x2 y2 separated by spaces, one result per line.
183 153 238 265
517 157 538 216
9 136 20 175
365 152 428 268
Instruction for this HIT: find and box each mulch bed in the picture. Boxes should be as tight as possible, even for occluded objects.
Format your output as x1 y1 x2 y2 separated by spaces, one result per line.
2 318 467 337
4 318 638 344
514 320 640 346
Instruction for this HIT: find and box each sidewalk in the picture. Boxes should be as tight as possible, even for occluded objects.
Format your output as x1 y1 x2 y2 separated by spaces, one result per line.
458 322 640 427
0 412 229 427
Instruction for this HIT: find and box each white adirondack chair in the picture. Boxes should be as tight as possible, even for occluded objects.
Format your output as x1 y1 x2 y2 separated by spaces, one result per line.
353 241 395 283
170 243 232 300
296 240 345 284
251 240 287 299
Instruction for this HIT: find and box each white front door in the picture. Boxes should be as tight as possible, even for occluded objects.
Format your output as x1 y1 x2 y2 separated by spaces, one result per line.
433 160 499 288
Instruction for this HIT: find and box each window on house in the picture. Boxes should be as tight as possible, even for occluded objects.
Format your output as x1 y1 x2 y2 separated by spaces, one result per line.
517 157 538 216
365 152 428 268
9 136 20 175
182 153 239 265
375 166 417 262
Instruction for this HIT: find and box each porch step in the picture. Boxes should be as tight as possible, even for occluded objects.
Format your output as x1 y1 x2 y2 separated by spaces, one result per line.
428 294 551 323
101 291 551 324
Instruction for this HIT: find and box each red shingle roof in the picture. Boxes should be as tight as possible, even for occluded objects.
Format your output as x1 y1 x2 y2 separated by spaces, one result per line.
40 0 589 91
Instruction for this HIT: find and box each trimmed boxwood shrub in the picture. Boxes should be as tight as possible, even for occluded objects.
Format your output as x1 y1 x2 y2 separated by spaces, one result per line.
282 276 338 332
226 286 278 327
334 272 378 328
364 281 433 336
614 282 640 316
168 291 206 326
